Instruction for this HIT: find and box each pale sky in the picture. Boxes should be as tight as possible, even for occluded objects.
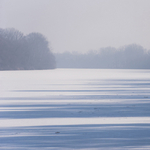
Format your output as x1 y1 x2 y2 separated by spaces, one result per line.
0 0 150 53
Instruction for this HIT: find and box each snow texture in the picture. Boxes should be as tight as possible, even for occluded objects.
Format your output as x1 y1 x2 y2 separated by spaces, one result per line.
0 69 150 149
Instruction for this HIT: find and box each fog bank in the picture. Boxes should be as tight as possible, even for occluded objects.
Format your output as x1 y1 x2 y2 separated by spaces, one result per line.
55 44 150 69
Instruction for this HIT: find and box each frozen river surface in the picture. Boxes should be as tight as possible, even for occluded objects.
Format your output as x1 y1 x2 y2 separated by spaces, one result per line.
0 69 150 150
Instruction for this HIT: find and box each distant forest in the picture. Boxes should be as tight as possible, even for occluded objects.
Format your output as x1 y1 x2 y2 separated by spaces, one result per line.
55 44 150 69
0 28 56 70
1 28 150 70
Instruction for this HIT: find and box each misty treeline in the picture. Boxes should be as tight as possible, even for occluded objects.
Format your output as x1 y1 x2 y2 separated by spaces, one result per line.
0 28 56 70
55 44 150 69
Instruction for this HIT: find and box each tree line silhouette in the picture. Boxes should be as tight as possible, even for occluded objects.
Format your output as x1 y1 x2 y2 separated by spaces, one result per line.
55 44 150 69
1 28 149 70
0 28 56 70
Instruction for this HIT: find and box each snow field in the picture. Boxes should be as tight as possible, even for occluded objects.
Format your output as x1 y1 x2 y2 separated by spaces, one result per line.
0 69 150 149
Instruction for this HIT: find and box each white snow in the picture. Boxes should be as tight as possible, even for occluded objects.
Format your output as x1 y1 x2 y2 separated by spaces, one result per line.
0 69 150 149
0 117 150 127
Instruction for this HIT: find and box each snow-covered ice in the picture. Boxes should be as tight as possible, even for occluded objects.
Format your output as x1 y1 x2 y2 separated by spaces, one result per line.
0 69 150 149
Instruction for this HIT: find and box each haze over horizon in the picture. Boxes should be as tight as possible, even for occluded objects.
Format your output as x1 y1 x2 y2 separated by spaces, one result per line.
0 0 150 53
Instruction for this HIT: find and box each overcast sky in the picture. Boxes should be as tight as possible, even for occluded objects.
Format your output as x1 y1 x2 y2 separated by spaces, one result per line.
0 0 150 53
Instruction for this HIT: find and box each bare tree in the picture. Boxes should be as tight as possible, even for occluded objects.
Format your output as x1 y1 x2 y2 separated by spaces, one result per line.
0 28 56 70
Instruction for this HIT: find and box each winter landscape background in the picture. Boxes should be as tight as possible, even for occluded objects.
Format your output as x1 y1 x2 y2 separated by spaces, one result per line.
1 1 150 149
0 69 150 149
